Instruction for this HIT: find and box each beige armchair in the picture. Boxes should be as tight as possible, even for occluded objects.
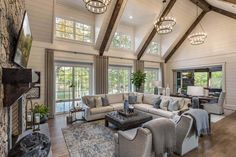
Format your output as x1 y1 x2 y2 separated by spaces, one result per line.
203 92 226 115
175 115 199 156
114 128 152 157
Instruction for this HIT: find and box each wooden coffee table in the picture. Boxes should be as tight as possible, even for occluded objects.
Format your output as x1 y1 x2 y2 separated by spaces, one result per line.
105 111 152 130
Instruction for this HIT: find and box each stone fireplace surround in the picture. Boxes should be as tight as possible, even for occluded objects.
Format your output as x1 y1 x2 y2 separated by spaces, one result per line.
0 0 26 156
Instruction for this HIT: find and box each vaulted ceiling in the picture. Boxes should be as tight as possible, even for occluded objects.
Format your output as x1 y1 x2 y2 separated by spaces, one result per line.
56 0 236 62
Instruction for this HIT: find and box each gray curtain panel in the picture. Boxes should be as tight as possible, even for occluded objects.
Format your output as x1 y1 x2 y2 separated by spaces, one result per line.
134 60 144 73
160 62 165 87
45 49 55 118
94 55 109 94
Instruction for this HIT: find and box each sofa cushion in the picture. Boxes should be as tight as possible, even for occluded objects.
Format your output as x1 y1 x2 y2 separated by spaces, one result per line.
168 100 179 111
110 103 123 110
90 106 113 115
136 93 143 103
160 99 170 111
143 94 160 104
162 96 185 109
148 108 173 118
86 97 96 108
128 96 137 104
134 104 153 112
152 97 162 109
101 97 109 106
124 93 136 101
95 97 103 108
106 94 123 104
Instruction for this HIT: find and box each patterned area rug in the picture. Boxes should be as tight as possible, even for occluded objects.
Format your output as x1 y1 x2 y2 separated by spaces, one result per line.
62 120 116 157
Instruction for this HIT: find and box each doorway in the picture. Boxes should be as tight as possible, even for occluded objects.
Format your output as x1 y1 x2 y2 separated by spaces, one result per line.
55 62 93 114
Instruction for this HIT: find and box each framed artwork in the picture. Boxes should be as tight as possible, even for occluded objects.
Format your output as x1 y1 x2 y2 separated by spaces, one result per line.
26 86 40 99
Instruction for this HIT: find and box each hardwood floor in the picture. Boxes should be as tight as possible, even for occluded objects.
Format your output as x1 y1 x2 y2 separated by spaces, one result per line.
48 111 236 157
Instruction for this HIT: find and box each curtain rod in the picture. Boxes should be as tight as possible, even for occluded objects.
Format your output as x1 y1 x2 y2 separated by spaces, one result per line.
46 48 163 64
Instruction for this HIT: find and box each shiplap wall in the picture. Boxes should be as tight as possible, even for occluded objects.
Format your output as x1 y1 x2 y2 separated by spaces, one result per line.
166 11 236 110
25 0 54 43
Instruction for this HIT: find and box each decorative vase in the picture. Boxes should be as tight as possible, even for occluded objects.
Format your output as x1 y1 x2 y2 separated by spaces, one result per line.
166 84 170 96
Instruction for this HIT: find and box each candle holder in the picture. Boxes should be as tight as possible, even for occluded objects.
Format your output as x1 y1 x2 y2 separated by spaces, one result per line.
25 99 33 130
33 113 40 131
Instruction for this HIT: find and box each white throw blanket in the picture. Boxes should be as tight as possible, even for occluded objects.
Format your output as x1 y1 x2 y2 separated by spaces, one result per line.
143 118 176 157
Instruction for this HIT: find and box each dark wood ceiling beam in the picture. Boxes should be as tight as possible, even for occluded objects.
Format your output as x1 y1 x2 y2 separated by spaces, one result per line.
99 0 124 56
137 0 177 60
211 6 236 19
190 0 211 12
165 11 207 63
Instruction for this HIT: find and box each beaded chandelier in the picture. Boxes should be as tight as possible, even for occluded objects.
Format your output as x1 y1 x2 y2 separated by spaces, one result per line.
83 0 111 14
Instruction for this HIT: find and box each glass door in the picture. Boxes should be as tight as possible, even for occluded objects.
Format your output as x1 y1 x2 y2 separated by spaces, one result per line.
55 63 93 114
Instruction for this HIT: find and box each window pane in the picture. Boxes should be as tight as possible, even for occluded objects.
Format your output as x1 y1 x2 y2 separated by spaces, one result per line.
111 32 132 50
55 17 93 43
108 66 132 94
194 72 208 87
211 71 222 89
146 42 160 55
144 68 159 94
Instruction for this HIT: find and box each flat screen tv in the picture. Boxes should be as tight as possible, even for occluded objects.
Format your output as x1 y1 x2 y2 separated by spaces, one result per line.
13 11 33 68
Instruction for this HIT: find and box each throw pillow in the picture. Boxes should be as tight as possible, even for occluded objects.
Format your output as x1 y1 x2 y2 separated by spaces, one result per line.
86 97 96 108
123 93 129 101
168 99 179 111
152 97 162 109
128 95 137 104
101 97 109 106
160 99 169 111
95 97 103 108
136 93 143 103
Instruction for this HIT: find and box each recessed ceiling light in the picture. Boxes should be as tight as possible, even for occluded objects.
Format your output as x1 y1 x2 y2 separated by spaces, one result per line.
129 15 133 19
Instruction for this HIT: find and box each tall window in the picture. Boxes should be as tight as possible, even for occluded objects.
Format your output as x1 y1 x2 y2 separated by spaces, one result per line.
146 42 160 55
55 17 93 43
210 71 223 89
111 32 132 50
55 63 93 114
144 68 159 94
194 72 208 87
108 65 132 94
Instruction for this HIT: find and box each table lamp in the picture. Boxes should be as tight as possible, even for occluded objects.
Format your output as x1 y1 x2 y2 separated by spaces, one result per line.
187 86 204 96
152 81 162 95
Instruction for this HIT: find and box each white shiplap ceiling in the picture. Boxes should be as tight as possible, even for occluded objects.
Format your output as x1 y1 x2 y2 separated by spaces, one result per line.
120 0 163 27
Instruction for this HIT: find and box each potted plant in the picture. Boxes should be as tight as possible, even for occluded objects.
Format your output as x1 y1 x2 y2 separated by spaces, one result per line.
33 104 49 124
131 70 146 92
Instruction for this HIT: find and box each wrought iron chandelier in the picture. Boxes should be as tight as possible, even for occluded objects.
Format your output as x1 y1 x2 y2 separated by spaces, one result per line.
188 3 207 45
83 0 111 14
154 0 176 35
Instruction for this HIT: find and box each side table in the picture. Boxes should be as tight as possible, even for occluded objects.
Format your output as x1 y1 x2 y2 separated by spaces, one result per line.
67 108 85 124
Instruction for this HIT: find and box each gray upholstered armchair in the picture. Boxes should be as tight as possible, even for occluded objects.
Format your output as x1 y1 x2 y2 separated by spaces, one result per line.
114 128 152 157
175 115 199 156
203 92 226 115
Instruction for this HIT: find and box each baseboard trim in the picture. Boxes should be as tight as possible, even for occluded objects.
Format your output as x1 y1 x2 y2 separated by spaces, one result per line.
224 104 236 111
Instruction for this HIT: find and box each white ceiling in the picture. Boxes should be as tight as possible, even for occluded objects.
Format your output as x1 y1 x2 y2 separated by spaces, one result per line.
56 0 88 12
207 0 236 14
120 0 163 27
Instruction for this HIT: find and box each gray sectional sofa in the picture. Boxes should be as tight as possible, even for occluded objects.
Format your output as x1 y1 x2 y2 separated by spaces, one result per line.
82 92 191 121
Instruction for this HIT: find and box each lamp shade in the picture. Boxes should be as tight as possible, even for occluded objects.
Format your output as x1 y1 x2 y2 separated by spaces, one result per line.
152 81 162 87
187 86 204 96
